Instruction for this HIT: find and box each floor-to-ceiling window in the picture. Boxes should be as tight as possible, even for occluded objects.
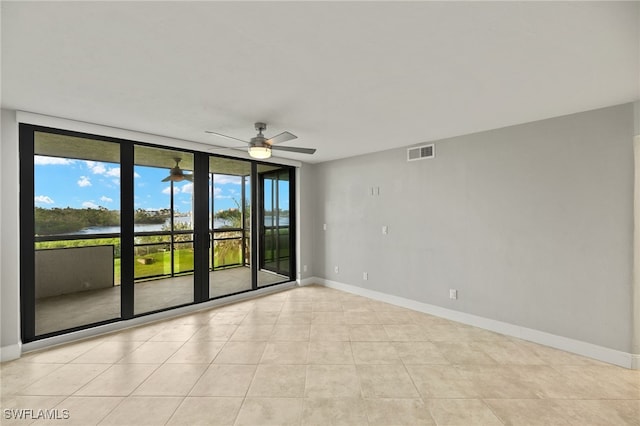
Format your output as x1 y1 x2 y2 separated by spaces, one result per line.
26 130 122 336
20 124 296 343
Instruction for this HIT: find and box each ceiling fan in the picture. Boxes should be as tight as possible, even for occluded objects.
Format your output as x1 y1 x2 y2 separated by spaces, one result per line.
161 158 193 182
206 122 316 159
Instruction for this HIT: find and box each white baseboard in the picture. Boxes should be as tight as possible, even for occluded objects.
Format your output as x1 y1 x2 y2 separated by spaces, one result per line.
632 354 640 370
297 277 317 286
0 343 22 362
312 277 638 370
8 278 639 369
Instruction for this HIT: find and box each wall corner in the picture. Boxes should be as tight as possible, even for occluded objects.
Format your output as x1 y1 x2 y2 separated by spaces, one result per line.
633 133 640 357
1 109 22 357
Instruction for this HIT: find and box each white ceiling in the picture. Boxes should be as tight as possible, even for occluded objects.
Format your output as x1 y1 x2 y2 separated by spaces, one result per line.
2 1 639 163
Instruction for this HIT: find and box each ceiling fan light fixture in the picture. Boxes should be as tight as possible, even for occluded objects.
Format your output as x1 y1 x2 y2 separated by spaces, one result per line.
248 145 272 159
207 122 315 157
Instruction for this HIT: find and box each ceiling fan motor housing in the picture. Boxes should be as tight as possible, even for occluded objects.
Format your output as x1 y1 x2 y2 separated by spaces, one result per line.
251 136 269 147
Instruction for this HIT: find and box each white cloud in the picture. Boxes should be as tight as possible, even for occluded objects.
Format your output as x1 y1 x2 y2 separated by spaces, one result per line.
85 161 124 179
77 176 92 187
105 167 120 178
213 175 242 185
134 172 141 178
85 161 107 174
180 182 193 194
162 186 180 195
34 156 75 166
82 201 99 209
100 196 113 203
213 186 232 199
35 195 54 204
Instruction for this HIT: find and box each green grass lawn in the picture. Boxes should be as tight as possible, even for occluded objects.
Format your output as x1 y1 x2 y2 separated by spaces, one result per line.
113 248 243 283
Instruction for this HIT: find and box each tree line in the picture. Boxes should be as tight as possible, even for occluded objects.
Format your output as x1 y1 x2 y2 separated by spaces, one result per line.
35 207 174 235
35 205 248 236
35 207 120 235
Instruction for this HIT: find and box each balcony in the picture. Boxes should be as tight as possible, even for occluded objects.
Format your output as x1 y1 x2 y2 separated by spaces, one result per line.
34 229 287 335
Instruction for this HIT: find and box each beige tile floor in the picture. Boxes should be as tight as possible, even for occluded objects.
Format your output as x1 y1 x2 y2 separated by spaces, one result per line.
3 284 639 425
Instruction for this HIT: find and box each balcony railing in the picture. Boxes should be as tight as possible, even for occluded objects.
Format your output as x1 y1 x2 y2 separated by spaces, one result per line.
35 227 249 285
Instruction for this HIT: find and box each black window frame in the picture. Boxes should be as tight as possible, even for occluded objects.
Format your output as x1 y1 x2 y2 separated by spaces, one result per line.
19 124 297 343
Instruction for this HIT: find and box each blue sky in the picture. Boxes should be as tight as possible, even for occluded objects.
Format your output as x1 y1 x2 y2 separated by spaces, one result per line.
34 156 243 213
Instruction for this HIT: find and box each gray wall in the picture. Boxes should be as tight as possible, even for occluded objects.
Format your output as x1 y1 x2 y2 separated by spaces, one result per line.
297 163 317 280
1 109 21 354
312 103 635 352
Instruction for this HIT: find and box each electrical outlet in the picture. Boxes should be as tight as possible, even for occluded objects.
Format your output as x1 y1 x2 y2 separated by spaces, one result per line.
323 224 327 231
303 265 308 272
449 289 457 300
363 272 368 280
382 225 388 235
334 266 339 274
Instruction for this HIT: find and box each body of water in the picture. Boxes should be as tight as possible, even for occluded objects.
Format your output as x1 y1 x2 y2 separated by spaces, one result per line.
69 215 290 235
71 216 221 235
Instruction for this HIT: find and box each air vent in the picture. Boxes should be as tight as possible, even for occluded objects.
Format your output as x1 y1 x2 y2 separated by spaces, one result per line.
407 144 435 161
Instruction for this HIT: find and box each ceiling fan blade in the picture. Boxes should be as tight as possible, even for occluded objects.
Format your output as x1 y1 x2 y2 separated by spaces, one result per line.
208 145 247 152
161 175 172 182
183 174 194 182
271 145 316 154
266 131 297 145
205 130 249 144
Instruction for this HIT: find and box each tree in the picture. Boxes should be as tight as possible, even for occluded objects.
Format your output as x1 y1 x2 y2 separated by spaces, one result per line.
214 208 241 228
213 202 245 268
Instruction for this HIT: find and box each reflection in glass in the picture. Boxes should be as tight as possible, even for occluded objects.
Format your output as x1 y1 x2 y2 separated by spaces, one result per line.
33 132 121 335
133 146 194 314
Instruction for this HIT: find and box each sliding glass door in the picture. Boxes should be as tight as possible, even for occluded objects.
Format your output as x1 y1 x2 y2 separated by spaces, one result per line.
258 165 294 287
20 124 297 343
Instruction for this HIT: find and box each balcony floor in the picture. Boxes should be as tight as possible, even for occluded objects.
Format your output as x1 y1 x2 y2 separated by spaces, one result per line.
34 267 288 336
